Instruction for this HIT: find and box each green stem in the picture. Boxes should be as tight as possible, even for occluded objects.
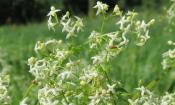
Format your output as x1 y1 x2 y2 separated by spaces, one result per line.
23 83 34 98
61 91 69 104
99 65 117 105
100 15 106 33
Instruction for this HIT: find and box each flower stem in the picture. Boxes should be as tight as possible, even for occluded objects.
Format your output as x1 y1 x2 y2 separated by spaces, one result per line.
100 15 106 33
22 82 34 98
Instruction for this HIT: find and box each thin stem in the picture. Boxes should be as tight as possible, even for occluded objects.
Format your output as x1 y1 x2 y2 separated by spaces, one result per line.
99 65 117 105
61 91 69 104
23 83 34 98
100 15 106 33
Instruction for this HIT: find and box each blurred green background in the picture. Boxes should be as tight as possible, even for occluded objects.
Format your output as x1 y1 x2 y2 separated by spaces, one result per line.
0 0 175 104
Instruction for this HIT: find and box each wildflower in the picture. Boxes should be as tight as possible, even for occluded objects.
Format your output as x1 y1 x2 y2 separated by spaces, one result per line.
29 59 50 80
48 16 57 31
74 16 84 32
88 31 101 48
167 40 175 45
91 55 104 64
107 84 116 93
80 67 99 83
38 85 60 105
163 49 175 59
55 49 69 61
89 89 110 105
113 5 122 16
28 57 36 67
47 6 60 17
127 11 138 21
58 71 72 80
61 11 70 21
117 16 128 30
128 87 175 105
34 41 46 54
61 19 72 33
93 1 108 15
135 19 154 46
60 12 84 39
0 74 10 104
47 6 60 31
136 86 152 96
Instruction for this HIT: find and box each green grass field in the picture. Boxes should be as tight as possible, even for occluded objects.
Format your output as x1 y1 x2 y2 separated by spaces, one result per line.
0 11 175 104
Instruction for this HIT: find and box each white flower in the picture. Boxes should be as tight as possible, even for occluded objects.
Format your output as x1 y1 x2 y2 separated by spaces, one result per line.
167 40 175 45
29 59 50 80
93 1 108 15
91 55 104 64
89 91 101 105
0 74 10 104
61 19 72 33
38 85 60 105
61 11 70 21
107 84 116 93
136 86 152 96
113 5 122 15
117 16 128 30
88 31 101 48
28 57 36 68
59 71 72 80
48 16 57 31
163 49 175 59
55 50 69 60
47 6 60 31
34 41 46 53
74 16 84 32
47 6 60 17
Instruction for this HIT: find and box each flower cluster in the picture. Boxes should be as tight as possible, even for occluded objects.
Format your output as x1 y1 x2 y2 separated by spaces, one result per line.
47 6 60 31
60 12 84 39
26 2 155 105
47 6 84 39
93 1 109 15
128 86 175 105
167 0 175 22
0 73 10 104
162 40 175 70
29 37 121 104
89 3 154 65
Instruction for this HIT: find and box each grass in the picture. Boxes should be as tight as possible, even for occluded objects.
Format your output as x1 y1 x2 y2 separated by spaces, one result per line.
0 10 175 104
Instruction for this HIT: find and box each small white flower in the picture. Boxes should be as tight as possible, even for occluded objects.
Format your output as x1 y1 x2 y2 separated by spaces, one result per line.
47 6 60 17
61 19 72 32
113 5 122 15
74 16 84 32
167 40 175 45
34 41 46 53
93 1 108 15
61 11 70 21
48 16 57 31
59 71 72 80
38 85 60 105
107 84 116 93
117 16 128 30
91 55 104 64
